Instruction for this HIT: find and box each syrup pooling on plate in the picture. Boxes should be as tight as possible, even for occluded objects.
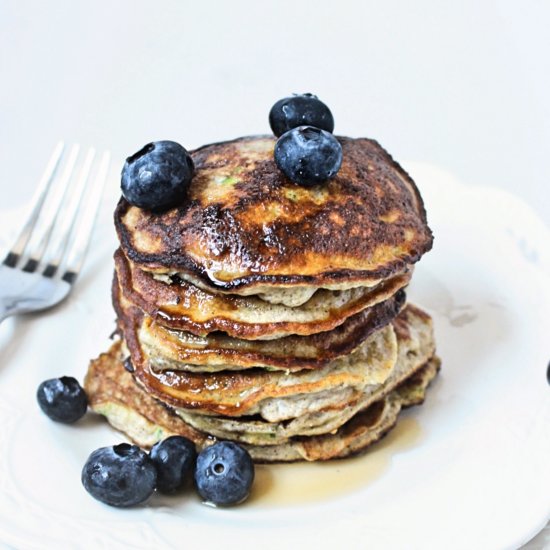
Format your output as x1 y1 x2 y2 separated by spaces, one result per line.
249 417 422 507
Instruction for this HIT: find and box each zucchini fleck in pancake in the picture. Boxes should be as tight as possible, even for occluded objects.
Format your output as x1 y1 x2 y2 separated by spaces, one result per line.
115 136 433 301
115 248 412 339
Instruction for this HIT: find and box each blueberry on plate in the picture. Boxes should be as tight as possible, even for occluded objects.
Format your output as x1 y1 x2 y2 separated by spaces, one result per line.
121 140 194 211
274 126 343 187
194 441 254 506
36 376 87 423
82 444 157 507
150 436 197 494
269 93 334 137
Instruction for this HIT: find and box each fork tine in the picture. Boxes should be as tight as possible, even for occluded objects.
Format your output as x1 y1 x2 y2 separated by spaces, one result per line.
42 148 96 278
62 151 110 283
21 145 81 273
3 142 65 268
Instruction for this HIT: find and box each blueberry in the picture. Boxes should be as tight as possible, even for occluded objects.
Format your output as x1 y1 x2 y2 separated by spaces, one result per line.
36 376 87 423
121 140 194 211
274 126 343 187
194 442 254 506
81 444 157 507
150 436 197 494
269 93 334 137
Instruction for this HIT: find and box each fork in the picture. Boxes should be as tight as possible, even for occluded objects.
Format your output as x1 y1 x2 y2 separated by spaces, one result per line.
0 143 110 323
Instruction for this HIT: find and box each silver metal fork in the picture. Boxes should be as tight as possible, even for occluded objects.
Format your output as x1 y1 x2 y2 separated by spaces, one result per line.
0 143 110 323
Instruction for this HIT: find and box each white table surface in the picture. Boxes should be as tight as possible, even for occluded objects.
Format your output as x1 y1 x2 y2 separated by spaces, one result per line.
1 1 548 548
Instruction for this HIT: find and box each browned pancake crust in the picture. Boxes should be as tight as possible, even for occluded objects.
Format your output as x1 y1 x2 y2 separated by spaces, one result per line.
115 279 405 371
115 136 433 290
115 248 409 339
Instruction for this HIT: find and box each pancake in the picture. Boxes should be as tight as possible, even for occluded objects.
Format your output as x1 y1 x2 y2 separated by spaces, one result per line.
124 305 431 421
173 303 436 444
247 357 440 462
130 321 399 419
84 341 439 462
115 248 412 339
115 136 433 302
116 276 406 372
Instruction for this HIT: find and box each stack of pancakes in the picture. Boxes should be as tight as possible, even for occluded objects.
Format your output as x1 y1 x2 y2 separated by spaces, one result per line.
85 136 440 462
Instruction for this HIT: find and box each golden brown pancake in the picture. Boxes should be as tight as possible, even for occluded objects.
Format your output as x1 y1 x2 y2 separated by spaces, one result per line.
115 136 433 295
129 322 399 418
123 305 432 419
251 357 440 462
174 304 437 443
115 248 412 339
114 271 406 372
84 341 440 462
134 296 405 372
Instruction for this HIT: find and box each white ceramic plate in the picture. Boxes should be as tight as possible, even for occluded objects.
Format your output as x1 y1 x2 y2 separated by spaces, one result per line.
1 163 549 550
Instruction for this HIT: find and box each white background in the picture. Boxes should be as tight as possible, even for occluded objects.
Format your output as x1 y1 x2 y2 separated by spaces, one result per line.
1 0 549 222
0 1 548 548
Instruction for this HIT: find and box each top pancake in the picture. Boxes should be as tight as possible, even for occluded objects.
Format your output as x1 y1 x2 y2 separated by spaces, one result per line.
115 135 433 294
